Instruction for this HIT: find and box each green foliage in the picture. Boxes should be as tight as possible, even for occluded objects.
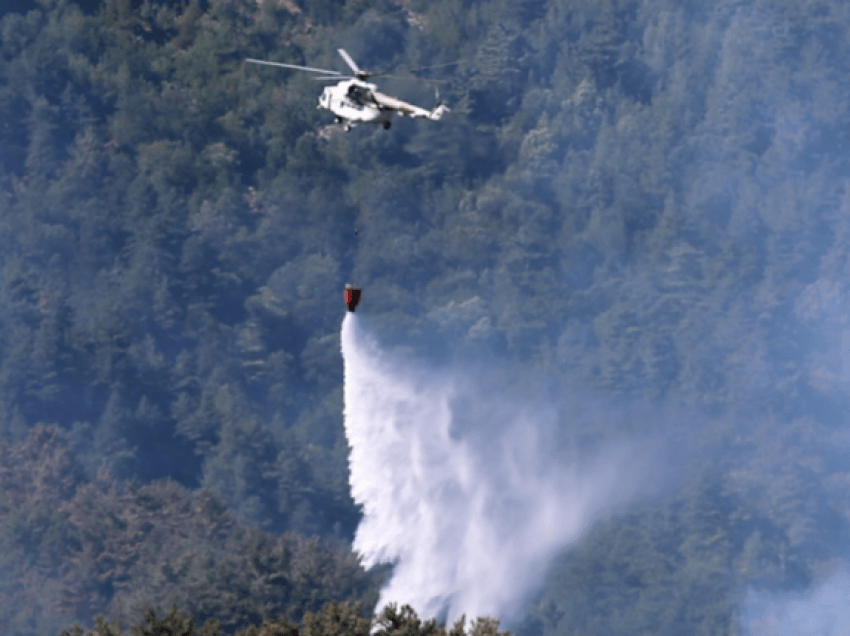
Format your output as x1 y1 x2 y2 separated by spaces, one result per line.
372 604 511 636
0 427 382 635
301 601 371 636
58 601 507 636
60 606 220 636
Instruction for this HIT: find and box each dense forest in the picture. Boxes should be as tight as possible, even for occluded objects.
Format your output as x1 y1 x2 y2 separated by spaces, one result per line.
2 0 850 634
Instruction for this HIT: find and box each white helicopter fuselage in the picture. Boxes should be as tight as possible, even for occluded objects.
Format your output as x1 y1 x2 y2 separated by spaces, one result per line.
318 78 449 130
319 79 391 126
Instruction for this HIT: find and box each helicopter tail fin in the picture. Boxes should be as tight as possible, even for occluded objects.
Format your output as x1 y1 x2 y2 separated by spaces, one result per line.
428 104 450 121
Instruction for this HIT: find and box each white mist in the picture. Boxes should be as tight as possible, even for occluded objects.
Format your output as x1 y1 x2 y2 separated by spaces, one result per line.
341 314 655 624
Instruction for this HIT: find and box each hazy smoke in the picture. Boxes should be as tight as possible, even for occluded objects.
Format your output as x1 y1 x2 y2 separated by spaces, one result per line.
341 314 663 624
740 570 850 636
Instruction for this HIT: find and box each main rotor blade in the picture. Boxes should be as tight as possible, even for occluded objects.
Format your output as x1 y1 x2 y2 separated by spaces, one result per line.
405 60 462 72
246 59 341 75
311 76 347 81
337 49 362 75
373 73 449 83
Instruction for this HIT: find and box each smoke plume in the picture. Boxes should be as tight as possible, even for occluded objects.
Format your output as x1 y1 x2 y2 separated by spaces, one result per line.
741 570 850 636
341 313 663 625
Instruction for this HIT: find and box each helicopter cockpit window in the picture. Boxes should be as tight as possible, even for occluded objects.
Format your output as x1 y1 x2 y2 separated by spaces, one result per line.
347 85 365 104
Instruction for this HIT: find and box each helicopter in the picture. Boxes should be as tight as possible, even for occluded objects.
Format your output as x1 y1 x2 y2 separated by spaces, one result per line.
246 49 450 132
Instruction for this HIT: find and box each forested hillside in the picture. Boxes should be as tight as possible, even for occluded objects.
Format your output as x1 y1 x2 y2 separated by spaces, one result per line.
2 0 850 634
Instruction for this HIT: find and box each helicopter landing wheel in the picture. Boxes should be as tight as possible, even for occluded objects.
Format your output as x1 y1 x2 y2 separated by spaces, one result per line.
383 120 392 130
344 124 351 132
